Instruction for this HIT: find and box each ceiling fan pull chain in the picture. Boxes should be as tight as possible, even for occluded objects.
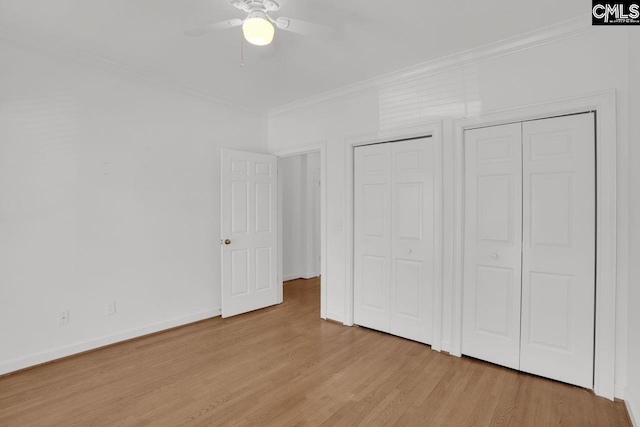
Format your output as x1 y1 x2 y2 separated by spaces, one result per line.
240 29 245 67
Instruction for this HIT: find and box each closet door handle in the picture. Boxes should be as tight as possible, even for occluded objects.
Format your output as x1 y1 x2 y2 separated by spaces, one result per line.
491 253 499 259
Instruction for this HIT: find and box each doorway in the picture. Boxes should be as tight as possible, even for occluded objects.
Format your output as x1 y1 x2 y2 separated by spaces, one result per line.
220 144 326 319
280 153 321 283
274 142 327 319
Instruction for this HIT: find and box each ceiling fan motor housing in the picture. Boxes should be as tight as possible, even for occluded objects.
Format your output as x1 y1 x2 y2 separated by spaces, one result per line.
232 0 281 14
185 0 328 41
247 10 268 20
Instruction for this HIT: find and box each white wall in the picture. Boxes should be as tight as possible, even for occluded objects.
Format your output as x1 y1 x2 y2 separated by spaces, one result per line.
281 152 320 281
0 42 268 374
281 155 303 280
306 152 321 277
626 27 640 425
268 27 631 397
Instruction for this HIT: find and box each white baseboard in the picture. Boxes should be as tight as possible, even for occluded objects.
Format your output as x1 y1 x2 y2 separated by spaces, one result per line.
301 272 319 279
617 382 627 399
627 387 639 427
0 308 221 376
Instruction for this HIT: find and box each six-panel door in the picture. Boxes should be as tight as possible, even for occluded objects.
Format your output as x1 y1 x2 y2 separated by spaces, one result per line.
389 139 435 344
520 113 595 388
353 143 392 333
221 149 278 318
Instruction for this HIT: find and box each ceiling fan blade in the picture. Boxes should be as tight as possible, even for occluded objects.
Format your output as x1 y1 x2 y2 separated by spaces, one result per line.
270 16 334 37
228 0 281 12
228 0 250 12
263 0 282 12
184 19 243 37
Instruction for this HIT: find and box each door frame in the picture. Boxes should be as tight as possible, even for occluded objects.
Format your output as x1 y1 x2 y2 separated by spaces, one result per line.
344 121 444 351
272 141 328 319
452 90 618 400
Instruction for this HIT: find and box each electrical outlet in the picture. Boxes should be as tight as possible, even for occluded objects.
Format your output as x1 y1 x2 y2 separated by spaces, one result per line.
106 301 116 316
59 310 69 325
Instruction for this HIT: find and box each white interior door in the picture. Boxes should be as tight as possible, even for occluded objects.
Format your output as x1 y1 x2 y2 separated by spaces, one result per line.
354 143 392 333
353 138 436 345
462 123 523 370
520 113 596 388
221 149 278 318
389 138 435 344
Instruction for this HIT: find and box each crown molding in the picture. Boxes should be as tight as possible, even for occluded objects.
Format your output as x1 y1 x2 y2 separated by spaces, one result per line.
0 28 265 117
268 15 598 118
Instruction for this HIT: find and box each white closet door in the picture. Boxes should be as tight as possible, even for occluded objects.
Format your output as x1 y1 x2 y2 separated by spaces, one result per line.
354 138 435 344
520 113 595 388
389 138 435 344
354 143 392 333
462 123 523 370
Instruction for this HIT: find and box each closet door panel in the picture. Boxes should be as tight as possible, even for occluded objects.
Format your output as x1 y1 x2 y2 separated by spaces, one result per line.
389 138 435 344
462 123 523 370
520 113 595 389
354 144 392 333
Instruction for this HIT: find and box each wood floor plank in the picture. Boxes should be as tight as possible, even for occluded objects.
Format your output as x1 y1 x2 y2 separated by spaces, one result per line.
0 277 630 426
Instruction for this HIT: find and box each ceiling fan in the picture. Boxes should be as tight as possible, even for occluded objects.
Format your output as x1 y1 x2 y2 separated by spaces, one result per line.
185 0 332 46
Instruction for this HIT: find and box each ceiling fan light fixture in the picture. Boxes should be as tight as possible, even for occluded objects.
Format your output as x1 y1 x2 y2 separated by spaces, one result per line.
243 13 275 46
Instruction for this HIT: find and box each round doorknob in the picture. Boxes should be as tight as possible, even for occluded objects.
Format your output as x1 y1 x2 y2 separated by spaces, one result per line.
224 239 231 245
406 249 412 254
491 253 499 259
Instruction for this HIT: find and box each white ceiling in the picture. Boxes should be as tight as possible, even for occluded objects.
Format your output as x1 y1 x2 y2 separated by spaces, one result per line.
0 0 586 111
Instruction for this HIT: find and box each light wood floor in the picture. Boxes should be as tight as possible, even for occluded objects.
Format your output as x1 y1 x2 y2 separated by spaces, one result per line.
0 277 631 426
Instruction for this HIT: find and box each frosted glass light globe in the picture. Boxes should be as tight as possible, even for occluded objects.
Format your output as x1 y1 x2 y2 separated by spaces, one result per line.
243 17 275 46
